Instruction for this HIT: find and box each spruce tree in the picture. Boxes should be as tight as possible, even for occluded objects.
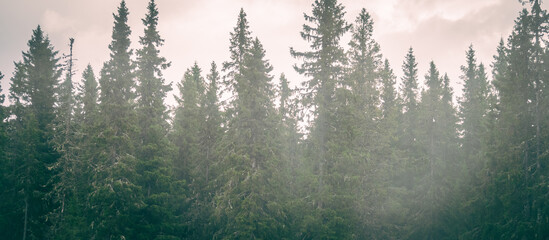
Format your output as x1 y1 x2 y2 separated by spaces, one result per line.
223 8 252 102
8 25 61 240
396 47 421 196
135 1 178 238
344 8 387 237
347 8 382 115
91 1 141 238
399 47 420 151
459 45 490 166
48 38 80 238
291 0 352 238
0 71 11 237
201 62 222 186
72 64 99 238
78 64 99 124
411 62 459 239
278 72 301 175
377 59 406 238
173 62 205 183
214 37 286 239
380 59 399 121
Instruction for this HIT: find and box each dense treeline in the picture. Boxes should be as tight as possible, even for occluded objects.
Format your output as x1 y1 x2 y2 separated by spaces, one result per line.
0 0 548 239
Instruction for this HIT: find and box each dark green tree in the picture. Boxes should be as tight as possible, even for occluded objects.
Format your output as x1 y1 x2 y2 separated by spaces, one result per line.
214 37 286 239
171 62 206 238
399 47 420 152
173 62 205 183
0 71 12 237
48 38 82 239
291 0 353 238
90 1 141 238
7 25 61 240
222 8 252 102
201 62 222 187
135 1 179 238
410 61 459 239
459 46 490 165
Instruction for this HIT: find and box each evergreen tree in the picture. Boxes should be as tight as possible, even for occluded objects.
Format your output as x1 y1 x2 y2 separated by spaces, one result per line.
0 71 12 237
395 47 422 209
48 38 81 239
201 62 222 187
173 62 205 183
459 46 490 166
213 37 286 239
7 25 61 240
78 64 99 124
291 0 352 238
377 59 407 238
72 64 99 238
399 47 420 151
90 1 141 238
222 8 252 102
478 5 549 238
410 61 459 239
186 62 223 239
278 72 301 176
347 8 382 115
135 1 178 238
344 8 387 237
380 59 399 121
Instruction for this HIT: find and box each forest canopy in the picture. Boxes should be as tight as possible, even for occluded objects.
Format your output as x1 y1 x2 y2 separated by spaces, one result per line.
0 0 548 239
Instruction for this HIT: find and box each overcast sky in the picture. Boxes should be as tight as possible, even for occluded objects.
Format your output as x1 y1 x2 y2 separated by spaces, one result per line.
0 0 540 106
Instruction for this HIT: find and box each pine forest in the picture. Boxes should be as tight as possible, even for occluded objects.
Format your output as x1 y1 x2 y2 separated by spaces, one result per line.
1 0 549 239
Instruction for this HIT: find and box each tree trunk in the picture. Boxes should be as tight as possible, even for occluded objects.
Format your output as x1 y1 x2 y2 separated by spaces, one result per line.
23 196 28 240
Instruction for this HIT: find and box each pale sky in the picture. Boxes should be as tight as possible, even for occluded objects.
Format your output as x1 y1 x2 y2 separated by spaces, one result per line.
0 0 538 107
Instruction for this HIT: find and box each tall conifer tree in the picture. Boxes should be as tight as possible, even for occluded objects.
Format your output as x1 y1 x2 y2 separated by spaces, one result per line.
91 1 141 238
8 25 61 240
291 0 353 238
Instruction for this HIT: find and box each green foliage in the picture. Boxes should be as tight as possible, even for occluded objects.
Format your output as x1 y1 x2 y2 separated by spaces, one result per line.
4 25 61 240
1 1 549 239
90 1 142 238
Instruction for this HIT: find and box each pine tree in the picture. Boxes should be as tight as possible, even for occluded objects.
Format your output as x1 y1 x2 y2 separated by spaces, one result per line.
72 64 99 238
459 45 490 167
173 62 205 183
7 25 61 240
134 1 178 238
0 71 12 237
411 61 459 239
78 64 99 124
399 47 420 151
223 8 252 103
396 47 421 198
278 73 301 175
90 1 141 238
377 59 406 238
291 0 352 238
218 36 287 239
347 8 382 115
380 59 399 121
202 61 222 187
48 38 81 238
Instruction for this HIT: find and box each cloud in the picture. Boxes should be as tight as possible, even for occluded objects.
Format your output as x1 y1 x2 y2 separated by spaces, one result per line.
376 0 523 99
42 9 74 33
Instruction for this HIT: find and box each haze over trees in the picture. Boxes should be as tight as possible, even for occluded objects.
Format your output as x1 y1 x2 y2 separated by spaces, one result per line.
0 0 548 239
